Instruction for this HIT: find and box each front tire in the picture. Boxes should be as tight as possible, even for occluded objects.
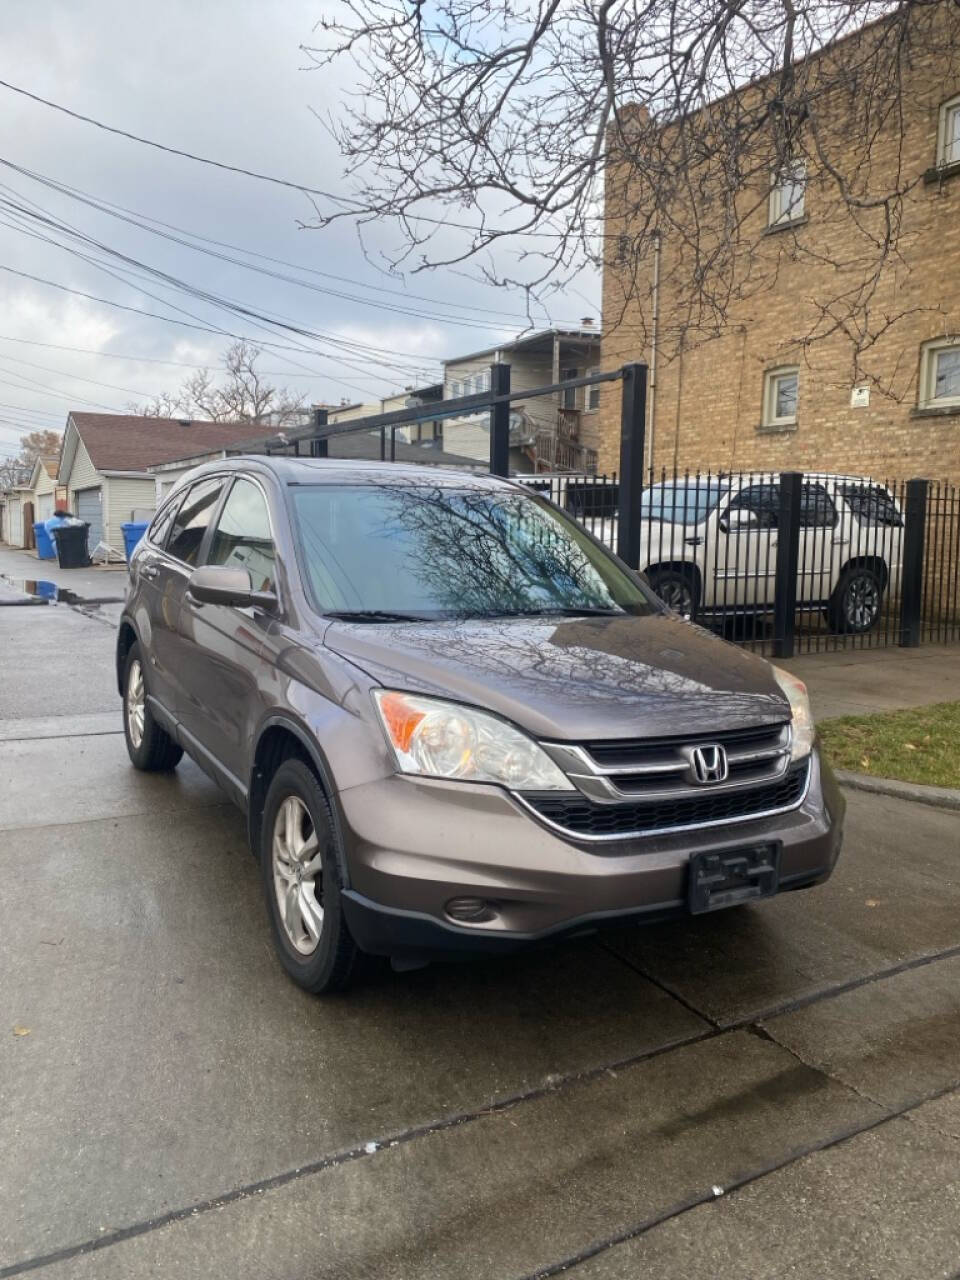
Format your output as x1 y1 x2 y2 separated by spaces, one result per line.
647 567 699 620
123 643 183 771
260 759 358 994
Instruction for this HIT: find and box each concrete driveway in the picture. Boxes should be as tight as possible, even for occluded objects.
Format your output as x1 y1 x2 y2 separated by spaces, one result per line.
2 591 960 1279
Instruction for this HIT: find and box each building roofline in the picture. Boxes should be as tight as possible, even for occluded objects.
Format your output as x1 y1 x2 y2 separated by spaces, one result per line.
443 326 601 369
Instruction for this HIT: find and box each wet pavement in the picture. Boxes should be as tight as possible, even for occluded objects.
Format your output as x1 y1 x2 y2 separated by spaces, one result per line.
1 593 959 1279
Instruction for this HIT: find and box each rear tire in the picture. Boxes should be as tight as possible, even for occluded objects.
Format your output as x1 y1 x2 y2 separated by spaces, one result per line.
122 643 183 771
647 567 699 620
827 565 884 634
260 759 358 994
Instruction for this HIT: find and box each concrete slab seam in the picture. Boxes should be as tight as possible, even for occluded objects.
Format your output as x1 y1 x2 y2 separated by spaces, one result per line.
5 939 960 1278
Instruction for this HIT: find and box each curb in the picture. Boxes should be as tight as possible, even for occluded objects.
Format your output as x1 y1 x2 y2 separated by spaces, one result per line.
835 770 960 814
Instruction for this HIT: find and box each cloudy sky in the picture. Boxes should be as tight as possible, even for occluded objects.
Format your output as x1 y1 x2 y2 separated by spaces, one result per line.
0 0 598 460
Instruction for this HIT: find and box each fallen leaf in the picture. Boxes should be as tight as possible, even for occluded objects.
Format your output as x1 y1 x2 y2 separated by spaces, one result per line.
12 1026 30 1037
903 742 917 751
865 899 880 908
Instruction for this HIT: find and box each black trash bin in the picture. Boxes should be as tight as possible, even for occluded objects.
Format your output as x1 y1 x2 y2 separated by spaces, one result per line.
52 522 91 569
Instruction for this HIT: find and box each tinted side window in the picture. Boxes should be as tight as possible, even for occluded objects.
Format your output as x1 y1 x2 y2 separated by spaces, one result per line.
207 478 277 592
799 483 837 528
838 484 903 527
166 478 224 566
147 496 181 549
729 484 780 529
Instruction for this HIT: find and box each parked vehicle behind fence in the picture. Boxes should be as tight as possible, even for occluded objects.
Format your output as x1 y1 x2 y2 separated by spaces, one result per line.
518 472 903 635
117 458 844 994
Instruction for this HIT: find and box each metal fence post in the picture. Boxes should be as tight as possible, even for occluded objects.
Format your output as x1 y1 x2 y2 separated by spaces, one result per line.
489 362 511 476
616 363 648 567
773 471 802 659
900 477 929 647
309 407 328 457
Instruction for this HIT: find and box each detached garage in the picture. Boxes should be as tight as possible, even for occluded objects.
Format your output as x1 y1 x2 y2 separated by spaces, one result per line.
28 456 66 523
2 484 31 548
58 412 272 557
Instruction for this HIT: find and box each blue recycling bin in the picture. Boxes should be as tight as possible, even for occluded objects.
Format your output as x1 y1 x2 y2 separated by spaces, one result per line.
34 522 56 560
121 521 149 562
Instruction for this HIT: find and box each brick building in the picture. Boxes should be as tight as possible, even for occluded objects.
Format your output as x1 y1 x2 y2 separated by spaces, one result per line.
590 5 960 483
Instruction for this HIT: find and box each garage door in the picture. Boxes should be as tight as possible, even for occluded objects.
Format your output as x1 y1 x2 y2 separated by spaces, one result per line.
75 486 103 553
7 497 23 546
37 492 54 520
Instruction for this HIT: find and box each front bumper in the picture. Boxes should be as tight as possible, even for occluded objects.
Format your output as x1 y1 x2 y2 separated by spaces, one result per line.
335 750 844 959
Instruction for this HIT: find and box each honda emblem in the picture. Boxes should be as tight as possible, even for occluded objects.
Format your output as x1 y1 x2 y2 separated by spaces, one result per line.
690 744 729 785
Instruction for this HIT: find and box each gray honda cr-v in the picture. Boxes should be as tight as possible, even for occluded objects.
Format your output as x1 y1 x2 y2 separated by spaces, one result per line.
117 458 843 992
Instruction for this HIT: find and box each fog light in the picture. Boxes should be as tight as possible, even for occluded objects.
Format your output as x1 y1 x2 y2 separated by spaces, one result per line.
445 896 497 923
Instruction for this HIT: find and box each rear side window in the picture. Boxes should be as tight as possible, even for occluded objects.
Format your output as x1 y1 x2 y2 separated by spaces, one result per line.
166 478 224 566
207 478 277 592
837 484 903 527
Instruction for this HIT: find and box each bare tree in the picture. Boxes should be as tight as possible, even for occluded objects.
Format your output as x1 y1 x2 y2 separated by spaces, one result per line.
305 0 960 376
16 429 62 466
135 342 306 424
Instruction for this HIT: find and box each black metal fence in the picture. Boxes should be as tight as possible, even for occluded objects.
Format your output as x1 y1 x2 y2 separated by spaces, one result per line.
232 360 958 658
519 469 960 658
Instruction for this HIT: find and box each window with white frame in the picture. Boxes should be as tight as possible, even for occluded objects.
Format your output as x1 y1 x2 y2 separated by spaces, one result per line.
768 161 806 226
937 94 960 167
919 338 960 409
449 379 462 398
762 366 799 427
585 368 601 412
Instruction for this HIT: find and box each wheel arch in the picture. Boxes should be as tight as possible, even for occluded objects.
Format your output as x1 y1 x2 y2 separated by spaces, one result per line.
644 560 703 599
248 716 350 885
838 554 889 589
116 618 139 695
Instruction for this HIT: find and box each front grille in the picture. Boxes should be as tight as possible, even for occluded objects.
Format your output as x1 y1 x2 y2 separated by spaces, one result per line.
541 721 793 804
520 762 809 840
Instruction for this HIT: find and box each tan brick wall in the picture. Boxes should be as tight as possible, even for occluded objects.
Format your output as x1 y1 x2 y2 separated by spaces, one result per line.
596 11 960 485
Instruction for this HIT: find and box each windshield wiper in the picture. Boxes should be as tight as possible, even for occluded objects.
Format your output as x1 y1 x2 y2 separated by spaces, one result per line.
324 609 432 623
493 606 625 618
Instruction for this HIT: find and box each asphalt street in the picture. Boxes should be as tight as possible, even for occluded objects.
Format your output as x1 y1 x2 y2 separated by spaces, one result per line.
2 584 959 1279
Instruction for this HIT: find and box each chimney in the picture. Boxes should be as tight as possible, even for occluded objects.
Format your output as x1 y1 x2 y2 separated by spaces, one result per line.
581 317 595 328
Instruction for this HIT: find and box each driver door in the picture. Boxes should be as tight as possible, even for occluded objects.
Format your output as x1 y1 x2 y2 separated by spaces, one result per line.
714 483 780 611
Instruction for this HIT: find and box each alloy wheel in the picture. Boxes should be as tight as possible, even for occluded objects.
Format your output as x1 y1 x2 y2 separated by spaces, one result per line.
272 795 325 956
659 580 694 619
126 659 146 749
843 574 880 630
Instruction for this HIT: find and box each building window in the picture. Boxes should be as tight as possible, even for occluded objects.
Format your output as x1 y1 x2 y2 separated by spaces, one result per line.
937 94 960 167
449 379 462 398
768 161 806 226
762 366 799 427
919 338 960 409
585 369 601 412
562 367 579 410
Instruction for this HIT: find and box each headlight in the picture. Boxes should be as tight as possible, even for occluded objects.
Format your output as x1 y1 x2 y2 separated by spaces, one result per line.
772 666 814 761
373 690 574 790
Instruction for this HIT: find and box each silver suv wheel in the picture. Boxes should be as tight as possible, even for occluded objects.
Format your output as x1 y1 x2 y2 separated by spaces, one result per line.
126 658 145 749
271 796 325 956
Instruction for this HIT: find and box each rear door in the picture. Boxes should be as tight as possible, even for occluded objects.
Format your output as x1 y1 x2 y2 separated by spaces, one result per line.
796 482 841 609
148 476 227 722
176 475 279 787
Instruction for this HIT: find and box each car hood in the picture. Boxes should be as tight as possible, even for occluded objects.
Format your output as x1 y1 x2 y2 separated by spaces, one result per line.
322 613 791 741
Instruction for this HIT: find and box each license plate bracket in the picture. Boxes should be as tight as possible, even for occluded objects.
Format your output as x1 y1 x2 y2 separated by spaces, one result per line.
688 843 781 914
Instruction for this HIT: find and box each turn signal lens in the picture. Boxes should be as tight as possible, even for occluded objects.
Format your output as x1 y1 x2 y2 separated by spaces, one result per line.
771 666 815 761
373 690 574 790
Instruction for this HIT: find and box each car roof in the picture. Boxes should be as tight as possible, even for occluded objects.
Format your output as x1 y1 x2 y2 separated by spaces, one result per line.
186 455 520 492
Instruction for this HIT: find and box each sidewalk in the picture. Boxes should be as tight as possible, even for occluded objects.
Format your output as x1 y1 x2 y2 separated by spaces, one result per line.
785 643 960 721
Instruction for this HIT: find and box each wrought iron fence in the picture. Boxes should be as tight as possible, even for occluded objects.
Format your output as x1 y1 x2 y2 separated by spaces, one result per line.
519 468 959 657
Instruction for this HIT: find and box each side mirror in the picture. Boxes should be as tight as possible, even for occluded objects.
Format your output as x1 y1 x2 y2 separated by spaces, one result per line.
187 564 277 611
720 508 760 534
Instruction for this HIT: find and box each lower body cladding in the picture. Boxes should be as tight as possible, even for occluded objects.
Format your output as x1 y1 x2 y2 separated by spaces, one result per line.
334 750 845 961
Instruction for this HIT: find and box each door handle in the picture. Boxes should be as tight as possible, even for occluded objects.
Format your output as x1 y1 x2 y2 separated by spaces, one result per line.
141 564 159 579
684 535 703 546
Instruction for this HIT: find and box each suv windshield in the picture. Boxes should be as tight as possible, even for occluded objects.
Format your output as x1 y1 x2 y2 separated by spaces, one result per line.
642 481 729 524
291 482 655 620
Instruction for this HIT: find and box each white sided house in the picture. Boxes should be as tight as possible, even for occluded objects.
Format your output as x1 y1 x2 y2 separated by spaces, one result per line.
58 414 269 555
442 325 602 473
28 457 66 522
